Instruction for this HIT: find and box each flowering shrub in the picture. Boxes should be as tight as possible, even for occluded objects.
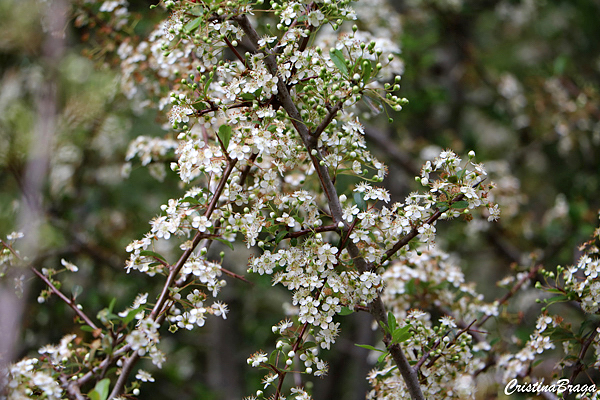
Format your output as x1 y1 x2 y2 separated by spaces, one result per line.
1 0 600 400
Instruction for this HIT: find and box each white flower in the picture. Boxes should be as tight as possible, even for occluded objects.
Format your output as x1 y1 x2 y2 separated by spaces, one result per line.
135 369 155 382
192 215 212 232
60 259 78 272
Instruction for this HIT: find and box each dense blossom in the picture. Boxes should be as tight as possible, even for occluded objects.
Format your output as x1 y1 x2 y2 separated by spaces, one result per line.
15 0 600 399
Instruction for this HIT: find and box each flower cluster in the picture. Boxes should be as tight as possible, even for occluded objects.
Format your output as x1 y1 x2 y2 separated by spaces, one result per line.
3 0 506 399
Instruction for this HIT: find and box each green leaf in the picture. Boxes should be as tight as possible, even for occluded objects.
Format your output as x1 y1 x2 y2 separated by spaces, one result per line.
218 125 232 150
387 311 397 333
181 196 202 205
139 250 167 262
184 17 202 34
338 306 354 316
122 308 140 325
215 237 235 251
354 192 367 212
302 341 317 349
268 349 278 366
80 325 96 333
377 352 388 364
240 92 256 101
88 378 110 400
189 5 204 16
274 230 288 244
107 297 117 314
435 202 449 212
203 74 213 96
392 325 412 344
329 48 348 76
355 344 386 352
362 60 372 85
451 200 469 209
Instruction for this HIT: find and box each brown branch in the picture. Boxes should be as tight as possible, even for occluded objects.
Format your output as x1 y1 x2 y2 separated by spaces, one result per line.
220 266 252 285
420 319 477 370
283 224 339 239
109 159 238 399
224 35 250 70
382 193 467 263
569 323 600 384
234 14 425 400
30 267 100 333
312 101 343 139
477 263 542 328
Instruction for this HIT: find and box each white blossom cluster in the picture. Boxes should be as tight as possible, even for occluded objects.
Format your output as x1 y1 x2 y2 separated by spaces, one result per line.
497 313 558 383
4 0 503 399
3 358 62 400
367 311 479 400
367 247 499 399
3 334 79 400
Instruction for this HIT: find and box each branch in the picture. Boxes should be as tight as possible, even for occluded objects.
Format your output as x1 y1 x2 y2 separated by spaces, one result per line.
477 263 542 328
283 224 339 239
223 36 250 70
109 160 239 399
312 101 343 139
30 267 101 333
569 322 600 383
233 14 426 400
382 193 467 263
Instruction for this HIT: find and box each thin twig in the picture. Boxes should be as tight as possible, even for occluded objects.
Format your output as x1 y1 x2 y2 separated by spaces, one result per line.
224 35 250 69
30 267 101 333
569 323 600 383
382 193 467 263
109 160 239 399
312 101 343 139
477 263 542 328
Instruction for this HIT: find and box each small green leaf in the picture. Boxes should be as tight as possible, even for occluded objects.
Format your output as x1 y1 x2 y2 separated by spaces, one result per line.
269 349 278 365
218 125 232 150
88 378 110 400
436 202 450 212
184 17 202 33
122 308 140 325
181 196 202 205
392 325 412 344
362 60 372 85
303 341 317 349
355 344 386 352
240 92 255 101
203 74 213 96
447 175 459 184
329 48 348 76
377 352 388 364
139 250 167 262
387 311 397 333
215 237 235 251
274 230 288 244
354 192 367 212
338 306 354 316
189 5 204 16
451 200 469 209
107 297 117 314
